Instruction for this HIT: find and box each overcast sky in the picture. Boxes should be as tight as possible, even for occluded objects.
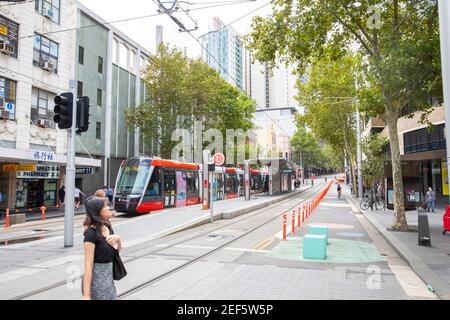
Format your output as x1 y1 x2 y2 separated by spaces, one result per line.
77 0 272 58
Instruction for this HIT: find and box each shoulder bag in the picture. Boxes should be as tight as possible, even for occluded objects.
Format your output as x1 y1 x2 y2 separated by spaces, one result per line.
113 250 127 281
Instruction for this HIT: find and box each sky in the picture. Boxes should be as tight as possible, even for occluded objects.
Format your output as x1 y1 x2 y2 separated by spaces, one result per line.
77 0 273 58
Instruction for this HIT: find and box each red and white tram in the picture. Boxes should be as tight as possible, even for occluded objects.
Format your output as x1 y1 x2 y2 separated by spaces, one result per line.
113 157 269 215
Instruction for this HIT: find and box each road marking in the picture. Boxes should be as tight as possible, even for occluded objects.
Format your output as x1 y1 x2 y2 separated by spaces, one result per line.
318 203 351 208
224 247 269 253
253 237 274 250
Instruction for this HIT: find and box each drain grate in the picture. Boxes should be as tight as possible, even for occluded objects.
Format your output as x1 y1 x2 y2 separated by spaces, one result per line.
33 229 50 232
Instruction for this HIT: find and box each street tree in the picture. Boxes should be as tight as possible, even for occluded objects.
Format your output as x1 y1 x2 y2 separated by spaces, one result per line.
295 51 358 193
246 0 442 231
291 126 329 177
126 44 256 160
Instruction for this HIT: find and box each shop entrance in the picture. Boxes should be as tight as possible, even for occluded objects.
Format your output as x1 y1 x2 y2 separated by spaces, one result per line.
16 179 57 209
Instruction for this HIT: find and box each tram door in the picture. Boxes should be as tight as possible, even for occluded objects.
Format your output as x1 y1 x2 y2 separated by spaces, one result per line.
163 170 176 207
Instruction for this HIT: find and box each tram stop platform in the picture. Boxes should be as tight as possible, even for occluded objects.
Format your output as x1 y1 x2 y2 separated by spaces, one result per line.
0 183 314 300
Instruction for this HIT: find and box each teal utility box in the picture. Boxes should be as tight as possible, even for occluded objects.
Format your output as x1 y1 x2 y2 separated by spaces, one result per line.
309 225 328 243
303 234 327 260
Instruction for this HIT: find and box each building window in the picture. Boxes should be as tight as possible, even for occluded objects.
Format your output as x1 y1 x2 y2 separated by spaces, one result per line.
78 46 84 65
97 89 102 106
404 125 446 154
112 39 118 65
0 15 19 59
98 56 103 74
129 49 136 73
119 42 128 70
0 77 17 120
96 122 101 140
33 33 58 73
35 0 60 24
31 87 56 128
77 81 83 97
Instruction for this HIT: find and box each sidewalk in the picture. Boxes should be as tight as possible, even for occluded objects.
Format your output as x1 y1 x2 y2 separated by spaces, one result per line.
343 184 450 300
0 184 313 299
0 205 86 224
124 180 434 300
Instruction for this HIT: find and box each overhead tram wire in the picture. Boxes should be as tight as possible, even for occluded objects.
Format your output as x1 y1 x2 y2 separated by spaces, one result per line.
154 0 292 139
0 0 35 7
162 0 260 6
197 0 270 39
12 0 260 41
0 0 265 92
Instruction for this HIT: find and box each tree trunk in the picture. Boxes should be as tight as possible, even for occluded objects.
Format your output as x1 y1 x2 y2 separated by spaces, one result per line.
385 112 408 231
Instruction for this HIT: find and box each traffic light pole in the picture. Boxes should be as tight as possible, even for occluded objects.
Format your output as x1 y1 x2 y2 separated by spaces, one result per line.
64 80 77 247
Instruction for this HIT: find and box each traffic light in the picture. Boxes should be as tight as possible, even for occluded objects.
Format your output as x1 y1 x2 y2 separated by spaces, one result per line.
76 96 90 133
54 92 73 129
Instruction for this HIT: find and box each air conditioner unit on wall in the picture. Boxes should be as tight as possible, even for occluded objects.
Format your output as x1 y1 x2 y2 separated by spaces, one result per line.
0 110 9 119
41 60 54 72
37 119 50 128
0 42 15 56
43 10 54 19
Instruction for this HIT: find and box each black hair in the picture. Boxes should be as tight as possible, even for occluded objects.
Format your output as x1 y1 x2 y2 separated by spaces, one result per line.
83 196 111 240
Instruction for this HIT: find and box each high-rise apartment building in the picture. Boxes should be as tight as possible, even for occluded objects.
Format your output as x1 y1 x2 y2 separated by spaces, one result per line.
201 17 244 90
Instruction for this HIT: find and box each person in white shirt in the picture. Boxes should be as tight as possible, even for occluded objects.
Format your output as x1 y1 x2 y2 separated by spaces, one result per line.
74 187 85 209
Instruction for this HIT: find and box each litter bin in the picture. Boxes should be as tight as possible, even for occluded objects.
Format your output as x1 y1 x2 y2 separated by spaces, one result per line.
418 209 431 246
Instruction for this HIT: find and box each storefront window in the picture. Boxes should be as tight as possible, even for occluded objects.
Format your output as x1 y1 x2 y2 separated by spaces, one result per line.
16 165 60 208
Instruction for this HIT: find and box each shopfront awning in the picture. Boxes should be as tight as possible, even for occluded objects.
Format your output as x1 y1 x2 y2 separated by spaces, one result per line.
0 147 102 167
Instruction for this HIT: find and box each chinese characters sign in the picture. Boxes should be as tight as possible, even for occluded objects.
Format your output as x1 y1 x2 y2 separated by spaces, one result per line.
29 150 56 162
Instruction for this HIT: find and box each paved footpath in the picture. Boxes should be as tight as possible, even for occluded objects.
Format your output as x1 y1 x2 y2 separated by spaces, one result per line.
0 185 310 299
343 185 450 300
125 182 437 300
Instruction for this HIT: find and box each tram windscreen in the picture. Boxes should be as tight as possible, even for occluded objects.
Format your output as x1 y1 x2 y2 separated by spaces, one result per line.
115 159 151 196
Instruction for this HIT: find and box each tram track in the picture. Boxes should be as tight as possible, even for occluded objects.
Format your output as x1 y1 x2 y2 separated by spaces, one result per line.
117 182 329 299
9 182 327 300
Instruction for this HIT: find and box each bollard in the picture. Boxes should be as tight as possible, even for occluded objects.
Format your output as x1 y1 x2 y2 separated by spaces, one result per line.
282 213 287 241
4 208 9 230
40 206 46 221
297 207 301 228
292 210 295 233
302 205 306 222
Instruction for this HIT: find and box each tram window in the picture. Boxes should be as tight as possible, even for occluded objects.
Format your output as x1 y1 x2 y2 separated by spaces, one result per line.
225 173 237 193
145 167 161 196
164 171 176 191
186 171 197 194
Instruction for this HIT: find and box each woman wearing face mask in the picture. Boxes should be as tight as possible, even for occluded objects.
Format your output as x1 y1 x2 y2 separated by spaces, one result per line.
82 196 121 300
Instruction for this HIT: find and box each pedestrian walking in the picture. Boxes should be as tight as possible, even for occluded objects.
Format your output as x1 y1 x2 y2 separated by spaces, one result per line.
58 186 65 208
426 187 436 213
106 186 114 203
74 186 85 210
82 196 123 300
